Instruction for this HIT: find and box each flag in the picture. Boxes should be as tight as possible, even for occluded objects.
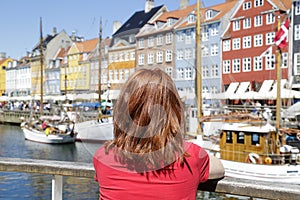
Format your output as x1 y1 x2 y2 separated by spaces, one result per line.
274 19 289 49
259 46 272 59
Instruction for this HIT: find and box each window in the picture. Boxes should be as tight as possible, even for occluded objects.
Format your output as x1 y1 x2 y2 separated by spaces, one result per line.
226 131 233 144
233 20 240 31
243 18 251 29
157 34 163 46
148 37 154 47
243 57 251 72
177 68 184 79
206 10 213 20
254 56 262 71
211 64 218 77
166 67 173 77
185 67 192 79
202 46 209 57
237 132 245 144
243 1 251 10
282 52 288 68
254 0 263 7
166 50 172 62
177 49 183 60
202 28 209 41
138 38 144 49
251 133 260 145
295 53 300 75
223 60 230 74
254 34 263 47
186 30 191 44
211 43 218 56
148 53 154 64
233 59 240 73
233 38 240 50
157 51 163 63
296 2 300 15
177 31 184 42
265 54 275 70
266 13 275 24
254 15 262 27
185 48 192 60
295 25 300 40
138 54 144 65
202 65 209 78
266 32 275 45
210 24 218 36
166 32 172 44
223 40 231 51
187 14 195 24
243 36 251 49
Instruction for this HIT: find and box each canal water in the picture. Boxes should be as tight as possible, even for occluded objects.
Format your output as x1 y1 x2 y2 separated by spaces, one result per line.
0 124 252 200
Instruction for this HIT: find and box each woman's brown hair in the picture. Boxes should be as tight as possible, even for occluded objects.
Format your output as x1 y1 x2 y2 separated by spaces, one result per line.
105 67 186 172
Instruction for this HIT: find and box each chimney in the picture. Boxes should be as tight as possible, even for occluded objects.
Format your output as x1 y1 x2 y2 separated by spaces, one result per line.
0 52 6 60
145 0 155 13
71 31 76 41
52 27 57 36
113 21 122 34
179 0 189 10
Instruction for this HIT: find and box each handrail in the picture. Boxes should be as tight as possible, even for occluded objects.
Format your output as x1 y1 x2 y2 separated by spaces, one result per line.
0 157 300 200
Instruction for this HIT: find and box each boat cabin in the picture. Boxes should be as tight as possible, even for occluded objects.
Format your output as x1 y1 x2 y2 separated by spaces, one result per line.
220 123 288 164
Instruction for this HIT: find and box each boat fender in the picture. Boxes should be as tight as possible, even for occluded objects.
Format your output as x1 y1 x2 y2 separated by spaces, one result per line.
247 153 261 164
264 157 272 164
297 133 300 141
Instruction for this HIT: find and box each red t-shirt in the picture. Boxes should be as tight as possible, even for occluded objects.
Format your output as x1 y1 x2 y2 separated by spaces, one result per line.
93 141 210 200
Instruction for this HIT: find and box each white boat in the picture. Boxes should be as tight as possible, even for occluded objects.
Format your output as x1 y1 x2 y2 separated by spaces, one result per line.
74 117 113 142
21 117 77 144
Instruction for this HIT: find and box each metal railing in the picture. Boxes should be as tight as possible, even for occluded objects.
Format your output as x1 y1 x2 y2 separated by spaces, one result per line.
0 157 300 200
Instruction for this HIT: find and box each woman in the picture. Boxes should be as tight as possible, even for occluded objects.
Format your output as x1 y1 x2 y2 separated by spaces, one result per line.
93 68 224 200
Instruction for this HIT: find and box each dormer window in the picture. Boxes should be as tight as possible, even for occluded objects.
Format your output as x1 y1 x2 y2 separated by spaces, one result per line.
187 14 195 24
167 18 174 26
206 10 213 20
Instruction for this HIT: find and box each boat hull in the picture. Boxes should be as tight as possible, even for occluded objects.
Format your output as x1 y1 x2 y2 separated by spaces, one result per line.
221 159 300 184
22 127 77 144
74 119 113 142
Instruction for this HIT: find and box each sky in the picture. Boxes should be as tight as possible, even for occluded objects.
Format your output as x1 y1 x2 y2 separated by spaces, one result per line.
0 0 224 59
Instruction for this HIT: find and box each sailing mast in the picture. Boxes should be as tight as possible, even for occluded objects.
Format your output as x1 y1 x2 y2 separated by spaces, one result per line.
98 17 102 105
195 0 202 135
39 17 44 115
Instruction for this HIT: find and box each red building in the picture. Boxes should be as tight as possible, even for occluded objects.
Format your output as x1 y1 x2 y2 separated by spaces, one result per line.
221 0 291 93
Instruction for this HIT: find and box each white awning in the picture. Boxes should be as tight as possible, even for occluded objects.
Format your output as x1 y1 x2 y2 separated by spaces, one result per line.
229 82 250 99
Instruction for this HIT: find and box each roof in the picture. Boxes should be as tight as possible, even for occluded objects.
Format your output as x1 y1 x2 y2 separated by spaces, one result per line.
32 34 56 51
75 38 98 53
113 5 164 36
177 0 239 30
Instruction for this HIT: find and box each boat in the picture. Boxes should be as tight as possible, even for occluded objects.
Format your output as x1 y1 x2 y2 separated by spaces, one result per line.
190 0 300 184
68 18 113 142
20 18 77 144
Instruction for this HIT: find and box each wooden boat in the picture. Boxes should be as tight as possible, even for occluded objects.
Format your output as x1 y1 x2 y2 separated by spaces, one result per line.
21 116 77 144
20 18 77 144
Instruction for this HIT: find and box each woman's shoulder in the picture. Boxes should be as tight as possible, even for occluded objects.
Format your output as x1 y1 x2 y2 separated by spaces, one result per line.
184 141 209 159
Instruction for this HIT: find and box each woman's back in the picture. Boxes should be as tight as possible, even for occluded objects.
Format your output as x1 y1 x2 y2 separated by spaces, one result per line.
93 142 209 200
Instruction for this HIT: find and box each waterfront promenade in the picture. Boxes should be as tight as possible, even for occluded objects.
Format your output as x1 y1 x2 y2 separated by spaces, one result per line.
0 157 299 200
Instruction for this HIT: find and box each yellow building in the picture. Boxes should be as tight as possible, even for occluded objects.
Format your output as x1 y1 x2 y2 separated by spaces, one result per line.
0 54 14 96
67 38 98 93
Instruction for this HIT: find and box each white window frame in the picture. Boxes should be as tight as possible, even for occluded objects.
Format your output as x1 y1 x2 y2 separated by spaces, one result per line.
232 38 241 50
243 1 252 10
254 0 263 7
148 37 154 47
254 15 262 27
138 38 144 49
232 59 241 73
296 2 300 15
294 53 300 75
266 32 275 45
242 57 251 72
242 36 251 49
266 13 275 25
223 40 231 51
243 18 251 29
233 20 240 31
157 51 163 63
211 44 218 56
254 34 263 47
295 24 300 40
138 54 144 65
166 32 172 44
177 49 183 60
254 56 262 71
166 50 172 62
157 34 163 46
223 60 230 74
148 53 154 64
265 54 275 70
